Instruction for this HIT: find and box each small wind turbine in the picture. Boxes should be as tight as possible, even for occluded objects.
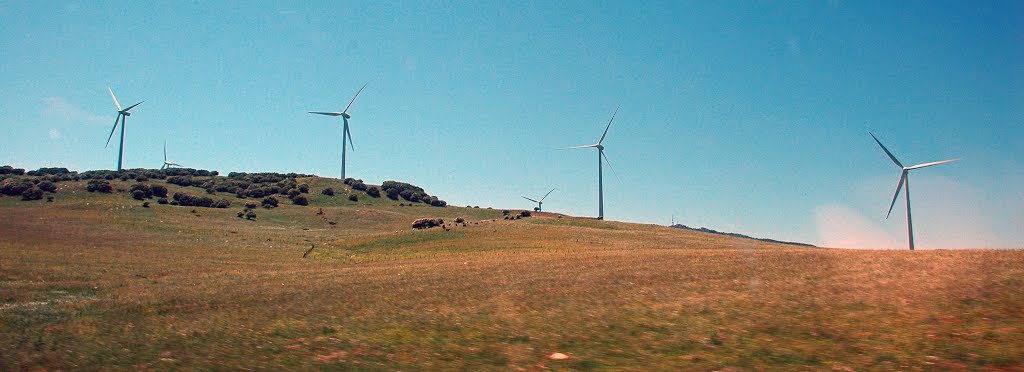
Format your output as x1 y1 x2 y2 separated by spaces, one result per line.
105 87 144 171
309 83 368 180
563 106 619 220
523 188 555 212
161 141 182 170
869 132 960 250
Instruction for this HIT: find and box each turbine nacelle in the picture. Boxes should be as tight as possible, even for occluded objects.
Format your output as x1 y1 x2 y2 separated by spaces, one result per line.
342 112 352 119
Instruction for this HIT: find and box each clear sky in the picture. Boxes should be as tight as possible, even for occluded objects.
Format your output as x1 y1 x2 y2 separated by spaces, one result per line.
1 1 1021 248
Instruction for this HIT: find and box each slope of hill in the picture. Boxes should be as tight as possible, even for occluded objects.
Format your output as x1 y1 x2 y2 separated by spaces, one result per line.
1 169 1022 370
670 224 816 247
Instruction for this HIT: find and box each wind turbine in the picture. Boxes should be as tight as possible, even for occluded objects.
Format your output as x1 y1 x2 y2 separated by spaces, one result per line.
161 141 182 170
523 188 555 212
105 87 144 172
309 83 368 180
563 106 619 220
869 132 960 250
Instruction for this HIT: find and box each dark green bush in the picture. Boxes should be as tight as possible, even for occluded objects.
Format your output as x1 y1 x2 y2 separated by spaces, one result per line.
292 195 308 206
37 181 57 193
213 198 231 208
166 176 193 187
297 183 310 193
131 189 147 200
321 187 334 196
21 188 43 201
157 197 169 204
366 186 380 198
130 183 153 199
151 184 168 198
348 194 358 202
262 196 279 209
86 180 113 193
2 181 33 196
287 189 301 199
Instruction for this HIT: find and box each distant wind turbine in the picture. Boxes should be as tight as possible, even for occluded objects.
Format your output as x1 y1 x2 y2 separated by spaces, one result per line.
563 106 619 220
161 142 182 170
869 132 960 250
105 87 144 172
309 83 368 180
523 188 555 212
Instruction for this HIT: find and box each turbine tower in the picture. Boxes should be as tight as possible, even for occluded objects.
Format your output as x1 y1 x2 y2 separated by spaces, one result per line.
161 141 182 170
105 87 144 172
523 188 555 212
869 132 959 250
309 83 368 180
564 106 619 220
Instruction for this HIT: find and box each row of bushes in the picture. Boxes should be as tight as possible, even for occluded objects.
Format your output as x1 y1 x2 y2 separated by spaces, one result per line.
0 166 26 175
380 180 446 206
172 192 231 208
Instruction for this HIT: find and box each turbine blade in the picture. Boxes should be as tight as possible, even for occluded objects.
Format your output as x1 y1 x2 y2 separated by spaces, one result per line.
108 87 122 111
601 150 620 181
309 111 343 116
105 114 120 148
540 188 555 202
123 101 144 112
560 144 599 150
342 82 368 114
345 121 355 151
869 132 903 168
598 105 619 145
908 158 960 170
163 141 167 162
522 196 539 203
886 172 907 219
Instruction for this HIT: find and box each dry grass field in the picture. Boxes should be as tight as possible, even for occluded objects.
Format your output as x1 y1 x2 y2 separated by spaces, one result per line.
1 176 1022 370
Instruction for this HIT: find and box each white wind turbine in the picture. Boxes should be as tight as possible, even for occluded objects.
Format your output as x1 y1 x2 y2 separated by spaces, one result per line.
309 83 368 180
869 132 960 250
523 188 555 212
105 87 144 172
563 106 619 220
161 141 182 170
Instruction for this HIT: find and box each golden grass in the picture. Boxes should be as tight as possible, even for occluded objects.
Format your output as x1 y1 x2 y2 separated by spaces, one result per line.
0 178 1022 369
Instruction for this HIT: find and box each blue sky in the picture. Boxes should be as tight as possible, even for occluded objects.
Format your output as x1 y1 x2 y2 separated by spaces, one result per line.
1 1 1021 248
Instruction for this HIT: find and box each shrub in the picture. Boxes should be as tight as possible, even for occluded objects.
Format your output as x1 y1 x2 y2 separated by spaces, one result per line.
351 181 367 191
213 198 231 208
2 181 33 196
262 196 279 209
166 176 193 187
86 180 113 193
348 194 358 202
292 195 309 206
46 196 54 202
0 166 12 175
519 210 532 218
151 184 168 198
386 188 400 200
455 217 465 224
157 197 169 204
297 183 310 193
502 210 511 215
21 188 43 201
366 186 380 198
412 218 444 229
287 188 301 199
237 211 245 218
172 192 215 207
35 181 57 193
321 187 335 196
244 201 258 210
142 202 150 208
130 183 153 199
33 181 56 193
12 168 25 175
430 198 447 207
131 189 147 200
245 210 257 220
343 178 355 185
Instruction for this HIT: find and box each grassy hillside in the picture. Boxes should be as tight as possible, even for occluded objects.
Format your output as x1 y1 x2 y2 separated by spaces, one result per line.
1 173 1022 370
